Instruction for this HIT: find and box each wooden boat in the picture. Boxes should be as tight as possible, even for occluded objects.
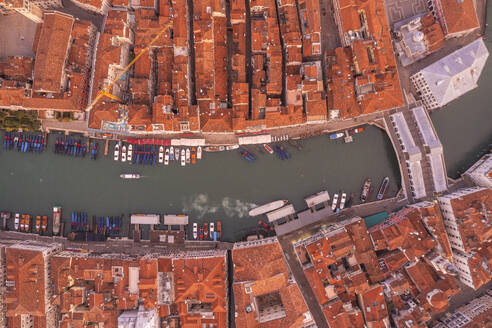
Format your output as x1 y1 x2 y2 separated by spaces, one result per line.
35 216 41 233
20 215 25 231
24 215 30 232
41 216 47 232
263 144 274 154
204 222 209 239
216 221 222 239
377 177 389 200
191 147 196 164
361 179 371 203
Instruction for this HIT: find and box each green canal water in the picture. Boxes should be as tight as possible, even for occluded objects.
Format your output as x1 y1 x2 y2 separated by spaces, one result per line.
0 127 400 241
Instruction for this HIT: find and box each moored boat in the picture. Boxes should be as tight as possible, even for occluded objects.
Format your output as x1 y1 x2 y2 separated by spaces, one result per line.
20 215 25 231
349 126 365 135
361 179 372 203
331 194 339 211
216 221 222 239
193 223 198 239
239 148 256 163
159 146 164 164
175 147 180 161
263 144 274 154
164 147 170 165
225 144 239 150
377 177 389 200
127 144 133 162
41 216 47 232
120 173 141 179
340 193 347 210
121 145 127 162
204 222 209 239
191 147 196 164
210 222 215 240
14 213 20 231
330 132 344 139
114 142 120 161
24 215 31 232
204 146 225 152
249 200 288 216
185 148 191 164
53 206 61 236
170 146 174 161
197 146 202 159
180 149 186 166
35 215 41 233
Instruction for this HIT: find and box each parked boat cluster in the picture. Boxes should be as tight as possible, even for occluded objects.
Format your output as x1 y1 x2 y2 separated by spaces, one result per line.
115 141 203 167
238 142 294 163
192 220 222 241
54 136 98 159
95 216 122 237
0 212 49 234
3 132 45 152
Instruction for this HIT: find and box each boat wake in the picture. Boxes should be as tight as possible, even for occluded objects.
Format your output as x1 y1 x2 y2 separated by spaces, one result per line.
182 194 256 218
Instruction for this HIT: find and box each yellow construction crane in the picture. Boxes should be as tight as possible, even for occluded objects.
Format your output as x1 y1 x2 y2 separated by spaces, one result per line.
85 20 172 112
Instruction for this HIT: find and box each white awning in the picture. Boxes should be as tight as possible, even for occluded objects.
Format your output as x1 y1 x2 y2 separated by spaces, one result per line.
305 191 330 207
238 134 272 145
267 204 295 222
171 138 206 146
131 214 160 225
163 215 189 225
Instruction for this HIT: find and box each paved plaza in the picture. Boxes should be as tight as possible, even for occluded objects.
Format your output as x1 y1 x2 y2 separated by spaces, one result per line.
0 13 37 59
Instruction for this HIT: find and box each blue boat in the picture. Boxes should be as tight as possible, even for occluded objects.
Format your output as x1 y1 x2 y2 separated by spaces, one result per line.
71 212 76 230
239 148 256 162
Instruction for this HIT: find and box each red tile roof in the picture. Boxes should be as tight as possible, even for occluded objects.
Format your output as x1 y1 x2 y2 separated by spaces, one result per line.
437 0 479 35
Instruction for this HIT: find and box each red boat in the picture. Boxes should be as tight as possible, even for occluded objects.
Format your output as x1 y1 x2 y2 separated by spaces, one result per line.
216 221 222 239
349 126 365 135
199 226 204 240
204 222 209 239
263 144 274 154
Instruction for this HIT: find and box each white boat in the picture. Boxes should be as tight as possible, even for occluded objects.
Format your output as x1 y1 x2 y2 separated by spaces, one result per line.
175 147 180 161
14 213 19 231
185 148 191 164
193 223 198 239
114 142 120 161
197 146 202 160
127 144 133 162
120 173 141 179
204 146 225 152
158 146 164 164
180 149 186 166
170 146 174 161
330 132 344 140
340 192 347 210
164 148 170 165
249 200 288 217
210 222 214 238
225 145 239 150
121 145 127 162
331 194 339 211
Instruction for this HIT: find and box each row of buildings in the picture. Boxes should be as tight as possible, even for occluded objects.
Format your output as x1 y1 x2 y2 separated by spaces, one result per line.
0 0 485 135
0 183 490 327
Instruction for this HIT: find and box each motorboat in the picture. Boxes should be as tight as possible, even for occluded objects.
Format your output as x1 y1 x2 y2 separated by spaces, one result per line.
204 222 209 239
210 222 215 239
175 147 180 161
225 145 239 150
127 144 133 162
41 216 47 232
377 177 389 200
340 193 347 210
158 146 164 164
35 216 41 233
180 148 186 166
170 146 174 161
204 146 225 152
114 142 120 161
120 173 141 179
186 148 191 164
164 148 170 165
331 194 339 211
330 132 344 139
216 221 222 239
20 215 25 232
193 223 198 239
197 146 202 160
191 147 196 164
249 200 288 216
14 213 20 231
263 144 274 154
121 145 127 162
53 207 61 236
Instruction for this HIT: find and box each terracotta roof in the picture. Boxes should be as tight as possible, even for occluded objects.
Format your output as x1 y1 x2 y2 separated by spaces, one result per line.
438 0 479 35
33 12 74 93
358 285 389 325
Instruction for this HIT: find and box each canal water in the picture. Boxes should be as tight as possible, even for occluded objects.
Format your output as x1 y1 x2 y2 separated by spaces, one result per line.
0 127 400 242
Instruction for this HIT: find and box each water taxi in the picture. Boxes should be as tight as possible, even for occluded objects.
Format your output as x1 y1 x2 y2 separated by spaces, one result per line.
191 147 196 164
331 194 339 211
170 146 174 161
330 132 344 140
121 145 127 162
14 213 20 231
159 146 164 164
204 146 225 152
180 148 186 166
127 144 133 162
193 223 198 239
249 200 288 216
120 173 141 179
197 146 202 159
186 148 191 164
53 206 61 236
113 142 120 161
340 193 347 210
164 148 170 165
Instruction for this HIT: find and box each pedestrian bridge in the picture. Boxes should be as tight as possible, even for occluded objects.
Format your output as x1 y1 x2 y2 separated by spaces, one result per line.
384 105 448 202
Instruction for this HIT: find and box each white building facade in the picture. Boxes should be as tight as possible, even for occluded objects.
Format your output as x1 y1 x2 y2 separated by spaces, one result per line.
464 153 492 188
